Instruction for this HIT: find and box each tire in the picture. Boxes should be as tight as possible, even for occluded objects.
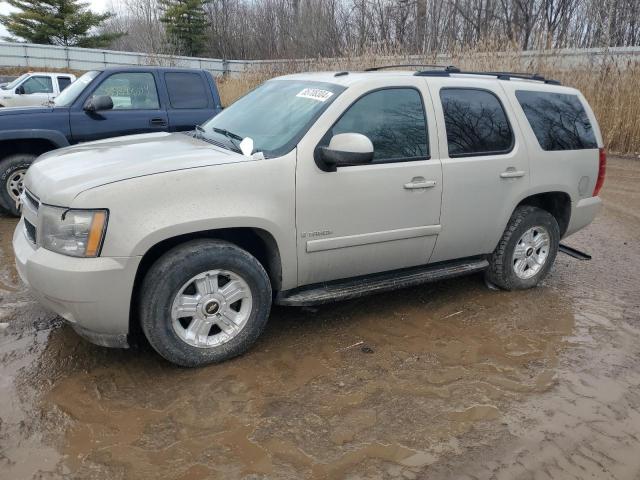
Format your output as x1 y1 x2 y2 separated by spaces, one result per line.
486 205 560 291
139 239 272 367
0 153 37 216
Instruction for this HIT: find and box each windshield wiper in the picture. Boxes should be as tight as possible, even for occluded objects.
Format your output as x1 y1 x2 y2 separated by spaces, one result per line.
194 124 205 139
211 127 243 153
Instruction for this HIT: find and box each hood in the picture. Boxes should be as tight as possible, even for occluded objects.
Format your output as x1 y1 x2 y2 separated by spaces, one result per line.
0 105 56 116
26 132 246 206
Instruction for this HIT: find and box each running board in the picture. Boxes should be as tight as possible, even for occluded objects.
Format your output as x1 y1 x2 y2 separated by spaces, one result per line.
559 243 592 261
276 258 489 306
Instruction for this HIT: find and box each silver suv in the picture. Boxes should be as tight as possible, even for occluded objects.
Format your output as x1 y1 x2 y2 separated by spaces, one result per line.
13 67 605 367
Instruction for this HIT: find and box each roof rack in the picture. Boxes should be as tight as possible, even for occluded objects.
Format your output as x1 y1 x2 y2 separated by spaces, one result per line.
415 67 561 85
364 64 455 72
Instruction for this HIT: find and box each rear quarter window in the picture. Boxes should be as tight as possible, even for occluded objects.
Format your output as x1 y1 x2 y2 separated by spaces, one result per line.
57 76 72 91
515 91 597 150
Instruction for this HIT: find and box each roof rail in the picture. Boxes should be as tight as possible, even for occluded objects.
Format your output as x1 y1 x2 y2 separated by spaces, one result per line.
364 64 456 72
415 68 561 85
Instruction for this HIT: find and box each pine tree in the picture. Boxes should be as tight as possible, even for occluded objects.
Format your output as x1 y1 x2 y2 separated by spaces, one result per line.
0 0 122 47
159 0 208 57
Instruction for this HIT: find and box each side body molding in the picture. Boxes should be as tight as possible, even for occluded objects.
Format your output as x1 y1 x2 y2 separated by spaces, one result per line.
306 225 442 253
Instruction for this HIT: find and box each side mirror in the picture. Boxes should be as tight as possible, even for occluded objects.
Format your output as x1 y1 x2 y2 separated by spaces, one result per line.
15 85 25 95
84 95 113 112
316 133 374 172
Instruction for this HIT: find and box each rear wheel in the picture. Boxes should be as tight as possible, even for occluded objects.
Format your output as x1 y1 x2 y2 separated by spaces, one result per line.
0 153 36 216
486 205 559 290
139 239 272 367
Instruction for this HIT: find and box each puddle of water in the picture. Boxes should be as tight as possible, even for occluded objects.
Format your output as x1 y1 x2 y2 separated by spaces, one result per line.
0 215 19 292
0 275 575 479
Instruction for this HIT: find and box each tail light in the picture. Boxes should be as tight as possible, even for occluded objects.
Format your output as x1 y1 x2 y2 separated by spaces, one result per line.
593 147 606 196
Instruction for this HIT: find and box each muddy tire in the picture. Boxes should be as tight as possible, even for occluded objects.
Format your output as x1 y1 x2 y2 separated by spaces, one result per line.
486 205 559 291
0 153 36 216
139 239 272 367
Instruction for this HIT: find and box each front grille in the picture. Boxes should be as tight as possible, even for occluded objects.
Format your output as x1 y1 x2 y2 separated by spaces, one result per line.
23 189 39 212
24 218 36 244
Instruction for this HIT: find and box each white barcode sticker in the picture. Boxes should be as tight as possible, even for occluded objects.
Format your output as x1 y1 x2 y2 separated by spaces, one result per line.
296 88 334 102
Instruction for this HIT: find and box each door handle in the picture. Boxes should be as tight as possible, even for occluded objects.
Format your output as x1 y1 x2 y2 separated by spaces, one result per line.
404 178 437 189
150 118 168 127
500 169 526 179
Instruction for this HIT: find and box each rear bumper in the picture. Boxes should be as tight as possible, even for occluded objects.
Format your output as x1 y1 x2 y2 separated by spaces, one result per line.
13 219 140 348
564 196 602 238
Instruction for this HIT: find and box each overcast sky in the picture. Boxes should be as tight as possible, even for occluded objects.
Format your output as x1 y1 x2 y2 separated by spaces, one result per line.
0 0 110 39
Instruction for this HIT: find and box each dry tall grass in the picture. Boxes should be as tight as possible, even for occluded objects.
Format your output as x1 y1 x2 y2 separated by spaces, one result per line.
2 48 638 154
218 50 640 155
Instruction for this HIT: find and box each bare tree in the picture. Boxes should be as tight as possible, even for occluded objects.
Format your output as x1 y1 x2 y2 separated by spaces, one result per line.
102 0 640 59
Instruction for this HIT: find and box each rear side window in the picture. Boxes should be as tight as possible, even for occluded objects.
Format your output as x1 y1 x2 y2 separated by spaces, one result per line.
515 91 597 150
440 88 513 157
328 88 429 162
57 76 72 91
165 72 209 109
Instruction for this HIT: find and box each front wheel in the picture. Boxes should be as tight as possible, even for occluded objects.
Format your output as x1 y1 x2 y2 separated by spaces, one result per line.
0 153 37 216
139 239 272 367
486 205 560 290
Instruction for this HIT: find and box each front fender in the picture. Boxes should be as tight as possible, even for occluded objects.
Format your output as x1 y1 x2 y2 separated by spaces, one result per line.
72 152 299 289
0 129 70 148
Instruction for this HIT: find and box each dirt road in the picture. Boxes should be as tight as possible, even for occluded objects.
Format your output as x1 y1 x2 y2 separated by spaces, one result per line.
0 156 639 480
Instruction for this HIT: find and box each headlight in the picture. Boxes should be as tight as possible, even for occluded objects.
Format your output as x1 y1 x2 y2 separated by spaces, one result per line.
39 206 108 257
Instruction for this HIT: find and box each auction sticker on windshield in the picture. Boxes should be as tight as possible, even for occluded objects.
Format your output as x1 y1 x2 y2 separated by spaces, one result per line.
296 88 334 102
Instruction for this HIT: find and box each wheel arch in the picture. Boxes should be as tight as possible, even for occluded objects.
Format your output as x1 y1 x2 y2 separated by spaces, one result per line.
516 191 571 238
128 227 282 342
0 132 67 160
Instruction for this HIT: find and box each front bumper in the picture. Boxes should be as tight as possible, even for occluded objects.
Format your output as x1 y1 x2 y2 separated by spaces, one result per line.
13 218 141 348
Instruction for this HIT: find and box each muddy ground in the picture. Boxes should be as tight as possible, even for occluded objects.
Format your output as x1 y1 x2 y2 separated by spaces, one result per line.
0 156 639 480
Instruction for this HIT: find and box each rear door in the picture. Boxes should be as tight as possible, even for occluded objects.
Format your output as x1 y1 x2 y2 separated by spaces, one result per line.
295 80 443 286
164 71 220 131
69 71 169 143
426 78 530 263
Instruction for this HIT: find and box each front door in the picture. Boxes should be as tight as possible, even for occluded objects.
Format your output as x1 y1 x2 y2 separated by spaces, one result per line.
295 84 443 286
69 71 168 143
18 75 54 106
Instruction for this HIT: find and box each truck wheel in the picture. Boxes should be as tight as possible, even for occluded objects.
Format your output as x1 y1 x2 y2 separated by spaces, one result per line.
486 205 559 290
139 239 272 367
0 153 36 216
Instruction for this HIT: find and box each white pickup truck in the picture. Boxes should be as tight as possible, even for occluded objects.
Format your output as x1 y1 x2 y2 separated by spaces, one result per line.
0 72 76 108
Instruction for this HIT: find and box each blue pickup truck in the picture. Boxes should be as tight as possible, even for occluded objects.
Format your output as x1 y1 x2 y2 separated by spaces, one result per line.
0 66 223 215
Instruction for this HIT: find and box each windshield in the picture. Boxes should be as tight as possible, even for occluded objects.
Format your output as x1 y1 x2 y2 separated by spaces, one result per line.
54 70 99 107
201 80 345 157
2 73 29 90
